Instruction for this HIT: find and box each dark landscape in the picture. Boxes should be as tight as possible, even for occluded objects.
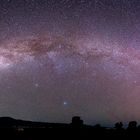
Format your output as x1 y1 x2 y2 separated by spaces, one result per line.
0 116 140 139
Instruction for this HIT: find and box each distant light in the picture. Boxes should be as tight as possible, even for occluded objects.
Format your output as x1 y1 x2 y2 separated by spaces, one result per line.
63 101 68 105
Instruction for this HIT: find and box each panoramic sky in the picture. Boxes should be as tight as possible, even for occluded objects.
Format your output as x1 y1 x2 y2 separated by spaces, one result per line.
0 0 140 126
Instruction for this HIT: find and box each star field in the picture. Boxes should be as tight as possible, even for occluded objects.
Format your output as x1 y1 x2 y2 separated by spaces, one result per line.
0 0 139 126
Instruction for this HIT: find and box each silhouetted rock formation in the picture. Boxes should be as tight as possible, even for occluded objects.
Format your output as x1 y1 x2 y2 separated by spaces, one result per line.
71 116 83 128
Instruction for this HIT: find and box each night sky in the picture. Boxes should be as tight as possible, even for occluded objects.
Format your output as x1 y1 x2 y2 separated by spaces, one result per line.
0 0 140 126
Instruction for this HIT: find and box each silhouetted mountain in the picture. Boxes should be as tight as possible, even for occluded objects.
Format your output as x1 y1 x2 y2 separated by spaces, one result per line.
0 116 70 129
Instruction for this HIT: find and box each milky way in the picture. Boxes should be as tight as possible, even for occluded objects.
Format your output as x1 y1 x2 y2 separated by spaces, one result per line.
0 0 140 126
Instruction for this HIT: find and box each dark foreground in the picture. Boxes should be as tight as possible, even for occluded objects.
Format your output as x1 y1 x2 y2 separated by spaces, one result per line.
0 117 140 139
1 127 140 139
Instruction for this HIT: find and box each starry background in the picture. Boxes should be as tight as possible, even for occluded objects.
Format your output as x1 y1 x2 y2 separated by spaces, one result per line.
0 0 140 126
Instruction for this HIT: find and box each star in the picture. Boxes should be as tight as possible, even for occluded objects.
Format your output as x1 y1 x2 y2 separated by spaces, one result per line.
34 83 39 88
63 101 68 106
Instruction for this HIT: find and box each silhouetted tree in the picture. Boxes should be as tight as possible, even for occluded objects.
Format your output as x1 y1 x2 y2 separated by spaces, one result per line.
128 121 137 130
115 122 123 130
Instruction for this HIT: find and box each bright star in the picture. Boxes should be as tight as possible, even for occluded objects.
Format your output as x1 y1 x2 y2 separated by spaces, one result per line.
63 101 68 105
